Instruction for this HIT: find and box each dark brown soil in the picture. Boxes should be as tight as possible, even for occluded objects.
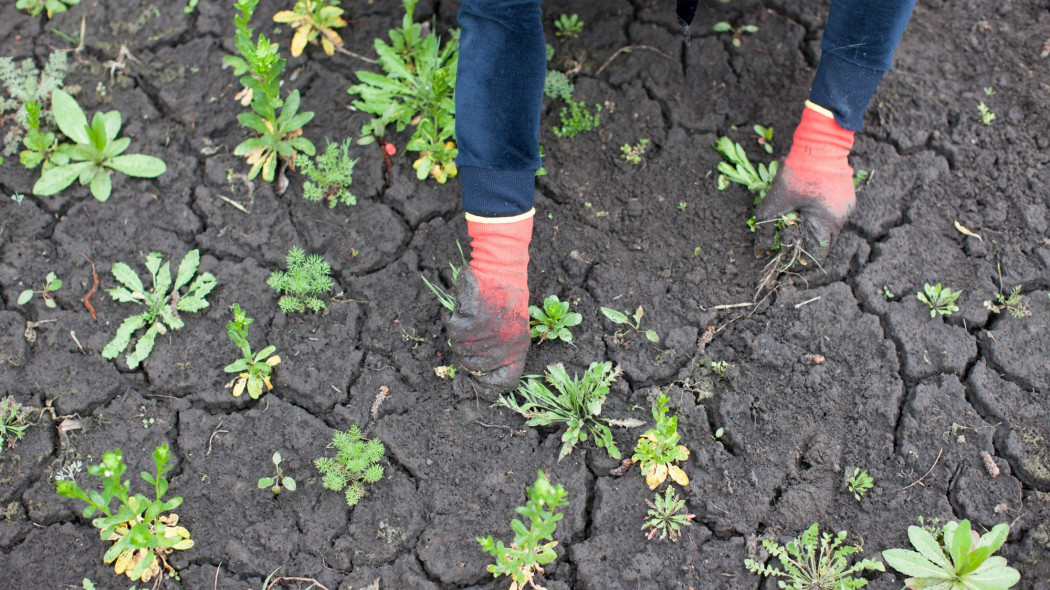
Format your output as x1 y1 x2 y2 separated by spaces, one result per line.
2 0 1049 588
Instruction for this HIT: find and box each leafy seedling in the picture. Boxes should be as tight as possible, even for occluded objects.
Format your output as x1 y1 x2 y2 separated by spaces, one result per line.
642 486 695 542
32 90 166 201
273 0 346 57
268 247 333 313
984 285 1031 318
882 520 1020 589
496 362 644 460
529 295 582 344
0 397 33 453
421 241 466 312
853 168 871 188
620 138 650 165
632 393 690 489
258 451 296 495
846 468 873 501
552 99 601 138
17 270 62 308
544 69 574 101
745 522 885 589
478 470 568 589
553 13 584 38
977 101 996 126
224 304 281 399
0 51 67 157
56 445 193 583
917 283 961 318
299 137 357 208
712 21 759 46
102 250 216 369
753 124 774 154
19 100 58 169
714 136 777 200
16 0 80 18
600 305 659 343
315 425 385 506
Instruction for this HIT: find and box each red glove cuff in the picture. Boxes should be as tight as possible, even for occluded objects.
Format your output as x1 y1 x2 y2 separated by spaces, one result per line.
466 211 533 315
780 105 856 220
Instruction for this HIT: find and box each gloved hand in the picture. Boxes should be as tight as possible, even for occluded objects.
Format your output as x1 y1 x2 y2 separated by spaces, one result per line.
446 210 534 395
756 102 856 247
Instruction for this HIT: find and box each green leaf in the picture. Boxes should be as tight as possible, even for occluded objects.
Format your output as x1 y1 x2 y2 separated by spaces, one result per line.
258 477 273 488
600 307 628 324
107 154 166 178
33 162 92 196
102 314 148 359
645 330 660 343
51 90 90 145
89 168 112 201
111 262 145 293
173 249 201 292
17 290 33 305
908 525 955 571
126 322 161 369
882 549 952 579
282 477 296 491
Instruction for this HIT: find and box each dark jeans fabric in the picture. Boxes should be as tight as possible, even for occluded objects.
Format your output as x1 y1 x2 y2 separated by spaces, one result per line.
810 0 917 130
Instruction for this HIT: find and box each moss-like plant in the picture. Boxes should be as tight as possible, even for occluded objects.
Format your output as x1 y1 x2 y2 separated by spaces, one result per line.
267 246 333 313
299 137 357 208
314 425 385 506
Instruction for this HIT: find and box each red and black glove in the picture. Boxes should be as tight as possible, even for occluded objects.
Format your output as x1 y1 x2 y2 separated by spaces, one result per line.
757 102 856 246
446 210 534 394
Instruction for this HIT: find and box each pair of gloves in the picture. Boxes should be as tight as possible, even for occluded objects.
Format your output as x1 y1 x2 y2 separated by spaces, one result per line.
448 103 856 393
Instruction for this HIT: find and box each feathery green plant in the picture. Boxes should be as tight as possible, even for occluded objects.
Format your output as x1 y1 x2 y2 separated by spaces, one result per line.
314 425 385 506
267 247 333 313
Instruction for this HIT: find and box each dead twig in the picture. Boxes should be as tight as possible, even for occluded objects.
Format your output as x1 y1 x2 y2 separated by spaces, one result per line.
594 45 676 77
216 194 250 214
78 251 98 322
206 420 228 456
266 577 332 590
901 447 943 492
333 44 377 64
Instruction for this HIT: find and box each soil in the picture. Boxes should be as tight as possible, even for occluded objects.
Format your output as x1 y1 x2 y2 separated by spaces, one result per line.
1 0 1049 588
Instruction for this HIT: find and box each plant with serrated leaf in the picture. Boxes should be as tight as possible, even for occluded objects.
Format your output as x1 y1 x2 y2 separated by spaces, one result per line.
19 100 58 169
496 362 644 460
600 305 659 344
258 451 296 495
714 135 777 200
0 396 32 453
478 470 568 590
620 138 650 165
226 0 316 183
348 0 459 183
882 520 1019 589
299 137 357 208
31 89 166 201
224 304 280 399
917 283 961 318
846 468 873 501
16 0 79 18
267 246 333 313
56 444 193 583
273 0 346 57
102 250 216 369
1 51 66 156
17 270 62 308
745 522 885 589
529 295 582 345
552 98 601 138
642 486 695 542
544 70 574 101
314 425 385 506
632 393 690 490
984 285 1030 318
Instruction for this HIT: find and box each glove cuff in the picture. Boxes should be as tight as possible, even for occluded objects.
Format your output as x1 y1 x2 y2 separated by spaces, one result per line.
784 104 855 176
466 210 534 283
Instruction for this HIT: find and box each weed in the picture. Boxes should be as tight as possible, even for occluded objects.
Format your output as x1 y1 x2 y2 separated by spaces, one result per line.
421 241 466 312
544 70 574 101
267 246 333 314
552 99 601 138
55 460 84 482
600 305 659 343
620 138 650 165
745 522 885 589
56 444 193 583
19 100 57 169
184 0 199 14
677 201 687 211
226 0 316 183
642 486 695 542
882 520 1019 589
709 360 728 378
348 0 459 183
299 137 357 208
529 295 582 345
711 427 725 443
917 283 961 318
712 21 759 46
314 425 385 506
224 304 281 399
478 470 568 589
0 397 32 453
853 169 870 188
16 0 79 19
496 362 644 460
258 451 297 495
846 468 873 501
753 124 774 154
632 393 690 489
977 101 996 126
17 270 62 308
102 250 216 369
0 51 67 156
30 90 166 201
882 285 895 300
984 285 1031 318
273 0 347 57
714 136 777 200
554 14 584 38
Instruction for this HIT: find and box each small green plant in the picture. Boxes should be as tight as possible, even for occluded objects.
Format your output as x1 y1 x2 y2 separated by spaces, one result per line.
917 283 961 318
529 295 583 345
258 451 297 495
753 124 774 154
31 90 166 201
224 304 281 399
553 14 584 38
543 69 574 101
273 0 347 57
642 486 695 542
632 393 690 489
103 250 216 369
226 0 316 183
853 169 870 187
552 99 601 138
677 201 687 211
984 285 1031 318
977 101 996 125
882 284 895 299
846 468 873 501
16 0 79 18
714 136 777 200
0 52 67 156
709 360 729 378
478 470 569 589
56 444 193 583
314 425 385 506
712 21 759 46
17 270 62 308
983 86 995 96
620 138 650 165
745 522 885 589
184 0 199 13
267 246 334 314
882 520 1020 589
299 137 357 208
0 396 32 453
496 362 644 460
600 305 659 343
421 241 466 312
19 100 57 169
